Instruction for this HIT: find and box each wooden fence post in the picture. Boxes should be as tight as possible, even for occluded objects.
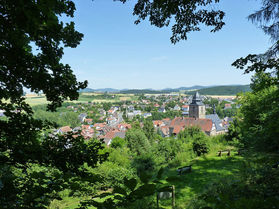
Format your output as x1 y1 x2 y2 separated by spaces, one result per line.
172 185 175 208
157 193 159 209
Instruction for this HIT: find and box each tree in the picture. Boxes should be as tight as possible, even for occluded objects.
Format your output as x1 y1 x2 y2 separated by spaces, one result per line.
111 136 127 149
143 119 156 143
118 0 225 43
0 1 107 208
0 0 90 165
192 135 209 156
125 128 151 155
0 0 87 111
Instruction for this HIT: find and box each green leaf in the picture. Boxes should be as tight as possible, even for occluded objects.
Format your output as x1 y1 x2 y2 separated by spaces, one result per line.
114 186 127 195
166 176 180 182
129 184 156 199
156 167 164 179
138 172 152 184
124 178 137 191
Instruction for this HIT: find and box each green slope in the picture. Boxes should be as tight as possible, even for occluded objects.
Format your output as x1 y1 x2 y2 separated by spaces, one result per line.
187 85 251 95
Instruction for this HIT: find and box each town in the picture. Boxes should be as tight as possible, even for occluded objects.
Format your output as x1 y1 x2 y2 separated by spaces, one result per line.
2 1 278 208
50 91 237 145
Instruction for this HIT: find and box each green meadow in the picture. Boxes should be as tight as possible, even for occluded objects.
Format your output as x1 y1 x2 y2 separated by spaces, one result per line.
48 152 244 209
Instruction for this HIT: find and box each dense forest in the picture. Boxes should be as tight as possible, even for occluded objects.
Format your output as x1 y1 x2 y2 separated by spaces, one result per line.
186 85 251 95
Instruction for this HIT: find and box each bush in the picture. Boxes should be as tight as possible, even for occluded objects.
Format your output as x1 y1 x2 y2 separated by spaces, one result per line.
132 153 157 176
108 148 131 168
90 162 135 189
111 137 126 149
192 134 209 157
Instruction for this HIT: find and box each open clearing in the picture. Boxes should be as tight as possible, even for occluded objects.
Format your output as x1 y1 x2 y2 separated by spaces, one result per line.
48 153 243 209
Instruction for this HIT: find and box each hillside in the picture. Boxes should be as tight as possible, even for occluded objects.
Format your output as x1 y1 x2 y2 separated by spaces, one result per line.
81 85 250 95
187 85 251 95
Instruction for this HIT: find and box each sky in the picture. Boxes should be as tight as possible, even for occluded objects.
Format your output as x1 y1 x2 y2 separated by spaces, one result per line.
61 0 271 90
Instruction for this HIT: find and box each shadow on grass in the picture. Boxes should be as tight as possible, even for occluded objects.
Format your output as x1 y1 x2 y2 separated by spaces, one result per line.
160 155 244 208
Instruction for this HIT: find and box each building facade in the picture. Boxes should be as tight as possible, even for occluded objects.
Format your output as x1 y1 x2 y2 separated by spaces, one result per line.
189 92 206 119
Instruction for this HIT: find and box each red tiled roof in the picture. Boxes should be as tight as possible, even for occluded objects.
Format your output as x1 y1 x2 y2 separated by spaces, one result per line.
94 123 106 128
153 120 163 127
82 125 91 130
60 126 72 133
84 118 93 123
117 123 131 129
160 126 169 136
173 125 182 134
170 117 212 133
81 128 94 139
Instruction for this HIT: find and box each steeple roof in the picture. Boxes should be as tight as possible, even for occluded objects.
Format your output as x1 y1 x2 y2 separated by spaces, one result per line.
191 92 204 105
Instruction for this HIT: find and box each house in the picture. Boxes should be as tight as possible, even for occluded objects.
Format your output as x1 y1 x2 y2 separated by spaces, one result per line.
107 117 118 126
224 103 232 109
153 120 164 127
154 104 160 108
94 122 106 130
133 110 142 116
143 112 152 118
162 118 171 126
159 126 170 137
223 117 234 130
98 109 106 116
102 130 126 146
127 105 135 112
78 113 87 123
173 105 181 111
206 114 225 135
181 105 189 116
0 110 5 117
81 128 95 140
127 112 135 119
117 123 131 131
158 107 166 113
169 117 213 136
84 118 93 124
181 105 189 111
108 109 116 115
57 126 72 135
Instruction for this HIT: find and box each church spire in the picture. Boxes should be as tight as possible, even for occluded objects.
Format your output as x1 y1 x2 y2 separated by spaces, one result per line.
191 92 203 105
213 104 216 114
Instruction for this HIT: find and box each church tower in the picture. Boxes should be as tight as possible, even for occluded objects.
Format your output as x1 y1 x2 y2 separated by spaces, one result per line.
189 92 205 119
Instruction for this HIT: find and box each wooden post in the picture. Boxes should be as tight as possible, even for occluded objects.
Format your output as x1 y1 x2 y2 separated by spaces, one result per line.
172 185 175 208
157 193 159 209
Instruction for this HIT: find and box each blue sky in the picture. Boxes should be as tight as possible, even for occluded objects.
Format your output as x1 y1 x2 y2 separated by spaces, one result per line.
62 0 271 89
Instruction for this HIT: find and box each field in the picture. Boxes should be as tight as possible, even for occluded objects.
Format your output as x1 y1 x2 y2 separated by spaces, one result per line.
207 95 236 99
22 93 138 106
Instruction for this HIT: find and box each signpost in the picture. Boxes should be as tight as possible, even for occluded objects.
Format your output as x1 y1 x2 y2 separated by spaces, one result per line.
156 185 175 208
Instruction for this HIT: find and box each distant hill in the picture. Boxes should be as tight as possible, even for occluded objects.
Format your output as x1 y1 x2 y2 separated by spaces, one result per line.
162 85 213 92
79 88 119 93
119 89 167 94
79 85 250 95
187 85 251 95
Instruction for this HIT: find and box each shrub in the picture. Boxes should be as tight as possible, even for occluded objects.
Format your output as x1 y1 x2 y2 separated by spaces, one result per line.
192 135 209 156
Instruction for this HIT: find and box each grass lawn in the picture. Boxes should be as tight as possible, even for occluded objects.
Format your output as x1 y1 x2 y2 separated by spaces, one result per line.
158 153 244 209
48 152 244 209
